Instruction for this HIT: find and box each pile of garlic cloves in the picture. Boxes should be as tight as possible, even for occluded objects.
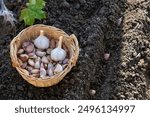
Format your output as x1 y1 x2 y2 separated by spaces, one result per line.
17 30 69 79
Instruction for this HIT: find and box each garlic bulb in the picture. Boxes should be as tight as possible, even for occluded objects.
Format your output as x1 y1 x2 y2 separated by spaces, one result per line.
51 36 66 61
34 30 50 49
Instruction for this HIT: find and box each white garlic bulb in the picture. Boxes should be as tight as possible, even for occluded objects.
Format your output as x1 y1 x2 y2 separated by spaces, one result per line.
34 30 50 49
51 36 66 61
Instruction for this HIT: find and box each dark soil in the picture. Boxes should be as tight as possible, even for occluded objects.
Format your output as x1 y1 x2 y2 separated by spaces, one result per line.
0 0 150 99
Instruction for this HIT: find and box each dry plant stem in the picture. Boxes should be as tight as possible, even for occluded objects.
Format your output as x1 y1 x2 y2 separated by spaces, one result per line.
58 36 63 48
0 0 16 27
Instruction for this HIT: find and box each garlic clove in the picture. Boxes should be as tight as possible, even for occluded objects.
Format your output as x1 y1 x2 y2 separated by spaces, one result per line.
48 63 54 69
46 55 53 63
34 60 41 69
40 63 44 68
34 30 50 49
22 41 30 48
17 49 24 54
41 56 49 63
19 54 29 62
40 68 47 78
51 36 67 61
44 63 48 69
48 68 54 77
28 59 35 66
54 64 63 74
26 66 33 72
31 69 40 74
62 64 68 69
36 50 46 57
46 48 52 54
21 62 27 69
25 43 34 53
32 74 40 77
63 58 69 64
18 59 23 66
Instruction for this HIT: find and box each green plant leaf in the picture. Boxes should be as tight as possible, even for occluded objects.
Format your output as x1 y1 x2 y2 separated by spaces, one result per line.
20 0 46 25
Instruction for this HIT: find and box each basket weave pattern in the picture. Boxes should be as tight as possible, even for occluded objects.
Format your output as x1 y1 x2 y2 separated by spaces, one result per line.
10 24 79 87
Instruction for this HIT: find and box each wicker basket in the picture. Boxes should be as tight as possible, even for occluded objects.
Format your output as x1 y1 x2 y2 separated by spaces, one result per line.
10 24 79 87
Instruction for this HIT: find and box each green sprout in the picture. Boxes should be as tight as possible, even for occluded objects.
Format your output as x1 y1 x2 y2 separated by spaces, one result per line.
20 0 46 26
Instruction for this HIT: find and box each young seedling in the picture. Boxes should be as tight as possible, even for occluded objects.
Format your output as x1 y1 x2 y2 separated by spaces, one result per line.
20 0 46 25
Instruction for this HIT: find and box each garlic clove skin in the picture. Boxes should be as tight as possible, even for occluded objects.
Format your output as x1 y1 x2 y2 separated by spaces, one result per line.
31 69 40 74
54 64 63 74
41 56 49 64
36 51 46 57
63 58 69 64
22 41 30 48
48 68 54 77
34 61 41 69
28 59 35 67
48 63 54 69
32 74 40 77
34 30 50 50
26 66 33 72
17 49 24 54
40 68 47 78
25 43 34 53
46 48 52 54
51 48 66 61
21 62 27 69
19 54 29 62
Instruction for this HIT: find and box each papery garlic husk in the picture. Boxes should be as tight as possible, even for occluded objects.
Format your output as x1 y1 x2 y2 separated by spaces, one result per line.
54 64 63 74
19 54 29 62
40 68 47 78
34 30 50 49
51 36 66 61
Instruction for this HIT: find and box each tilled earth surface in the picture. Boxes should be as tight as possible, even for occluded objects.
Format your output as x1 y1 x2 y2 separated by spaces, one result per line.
0 0 150 99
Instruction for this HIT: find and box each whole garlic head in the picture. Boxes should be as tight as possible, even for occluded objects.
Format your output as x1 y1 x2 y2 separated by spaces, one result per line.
34 30 50 49
51 36 67 61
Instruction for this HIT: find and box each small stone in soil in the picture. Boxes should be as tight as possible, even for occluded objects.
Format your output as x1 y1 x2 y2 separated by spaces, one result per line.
89 89 96 96
61 0 70 8
121 62 127 67
104 53 110 60
138 59 144 67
